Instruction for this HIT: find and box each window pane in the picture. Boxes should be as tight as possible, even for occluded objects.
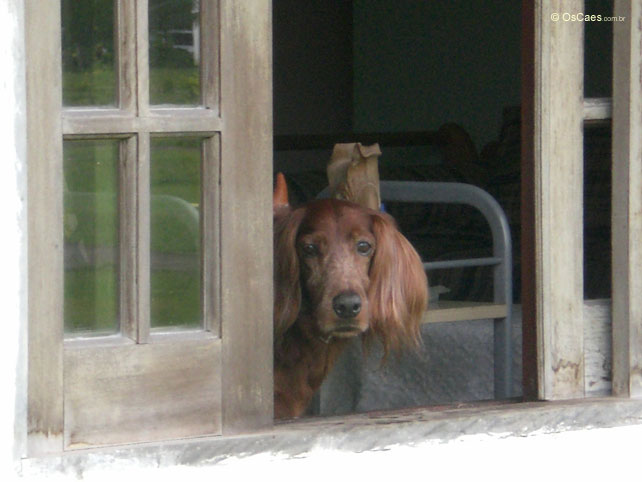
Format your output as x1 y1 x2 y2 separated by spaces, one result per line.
584 122 612 299
61 0 116 106
149 0 201 105
64 140 120 335
584 0 613 97
151 138 202 329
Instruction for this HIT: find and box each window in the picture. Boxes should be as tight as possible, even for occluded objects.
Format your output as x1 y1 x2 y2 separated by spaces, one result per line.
521 0 642 400
27 0 272 453
17 0 642 471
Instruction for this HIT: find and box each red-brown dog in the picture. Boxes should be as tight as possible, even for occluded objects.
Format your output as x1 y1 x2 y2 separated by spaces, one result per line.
273 174 428 418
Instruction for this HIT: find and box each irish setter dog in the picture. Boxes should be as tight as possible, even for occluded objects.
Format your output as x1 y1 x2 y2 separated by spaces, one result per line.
273 174 428 419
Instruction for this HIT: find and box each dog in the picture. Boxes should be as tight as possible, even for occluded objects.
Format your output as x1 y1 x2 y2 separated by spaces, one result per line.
273 173 428 418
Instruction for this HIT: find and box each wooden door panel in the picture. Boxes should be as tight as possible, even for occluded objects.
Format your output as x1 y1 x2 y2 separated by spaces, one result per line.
64 337 222 448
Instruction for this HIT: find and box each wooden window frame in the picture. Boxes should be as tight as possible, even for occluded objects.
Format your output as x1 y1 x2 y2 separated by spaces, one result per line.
521 0 585 400
611 0 642 397
522 0 642 401
16 0 642 473
26 0 272 455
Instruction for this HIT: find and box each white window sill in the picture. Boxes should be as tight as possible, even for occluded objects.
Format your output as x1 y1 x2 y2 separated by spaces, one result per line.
20 397 642 479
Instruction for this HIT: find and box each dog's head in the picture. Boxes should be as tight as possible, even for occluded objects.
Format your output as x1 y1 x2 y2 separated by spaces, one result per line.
274 183 427 353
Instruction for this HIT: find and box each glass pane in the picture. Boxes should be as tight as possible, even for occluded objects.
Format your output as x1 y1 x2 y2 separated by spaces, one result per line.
64 140 120 335
151 138 202 329
584 0 614 97
61 0 116 106
149 0 201 105
584 122 612 299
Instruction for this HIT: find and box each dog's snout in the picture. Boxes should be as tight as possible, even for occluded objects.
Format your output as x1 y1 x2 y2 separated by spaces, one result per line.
332 291 362 319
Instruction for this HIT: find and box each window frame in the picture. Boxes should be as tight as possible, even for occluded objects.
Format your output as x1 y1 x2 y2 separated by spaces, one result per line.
14 0 642 472
611 0 642 397
521 0 586 400
522 0 642 401
26 0 273 455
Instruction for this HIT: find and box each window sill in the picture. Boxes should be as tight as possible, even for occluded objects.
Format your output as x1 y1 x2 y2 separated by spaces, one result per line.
21 397 642 477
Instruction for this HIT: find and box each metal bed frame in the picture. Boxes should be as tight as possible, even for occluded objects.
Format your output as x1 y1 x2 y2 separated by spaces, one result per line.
319 180 513 399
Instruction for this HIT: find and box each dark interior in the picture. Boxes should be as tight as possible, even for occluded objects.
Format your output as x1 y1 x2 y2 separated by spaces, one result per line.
273 0 614 303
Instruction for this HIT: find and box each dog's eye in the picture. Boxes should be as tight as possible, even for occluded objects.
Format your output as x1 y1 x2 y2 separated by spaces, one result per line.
301 243 319 257
356 240 373 256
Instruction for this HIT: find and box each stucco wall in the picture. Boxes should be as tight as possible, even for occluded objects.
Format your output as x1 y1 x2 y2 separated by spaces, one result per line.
0 0 28 477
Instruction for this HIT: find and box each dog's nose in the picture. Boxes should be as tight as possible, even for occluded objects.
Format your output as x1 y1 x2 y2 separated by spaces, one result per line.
332 292 362 319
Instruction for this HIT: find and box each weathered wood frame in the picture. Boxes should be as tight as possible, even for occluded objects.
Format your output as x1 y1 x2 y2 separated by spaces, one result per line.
523 0 642 401
219 0 273 433
26 0 64 456
27 0 272 454
524 0 586 400
612 0 642 398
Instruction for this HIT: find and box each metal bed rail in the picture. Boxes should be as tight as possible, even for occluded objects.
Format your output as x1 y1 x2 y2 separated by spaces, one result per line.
319 181 513 399
379 181 513 399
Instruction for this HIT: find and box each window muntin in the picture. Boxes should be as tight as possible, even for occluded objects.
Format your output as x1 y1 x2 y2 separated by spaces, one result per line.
60 0 219 340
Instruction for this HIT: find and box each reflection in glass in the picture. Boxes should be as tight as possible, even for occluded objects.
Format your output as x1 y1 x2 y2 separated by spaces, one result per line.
151 137 202 329
64 140 120 335
149 0 201 105
61 0 116 106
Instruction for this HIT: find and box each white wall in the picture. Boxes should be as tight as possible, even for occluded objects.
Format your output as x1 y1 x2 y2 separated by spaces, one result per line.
19 423 642 480
0 0 28 479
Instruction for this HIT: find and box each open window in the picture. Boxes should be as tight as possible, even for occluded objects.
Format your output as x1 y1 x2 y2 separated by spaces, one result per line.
18 0 642 472
27 0 272 453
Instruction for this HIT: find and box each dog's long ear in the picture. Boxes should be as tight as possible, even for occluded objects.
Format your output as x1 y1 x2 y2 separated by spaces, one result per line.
273 206 305 342
367 211 428 356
